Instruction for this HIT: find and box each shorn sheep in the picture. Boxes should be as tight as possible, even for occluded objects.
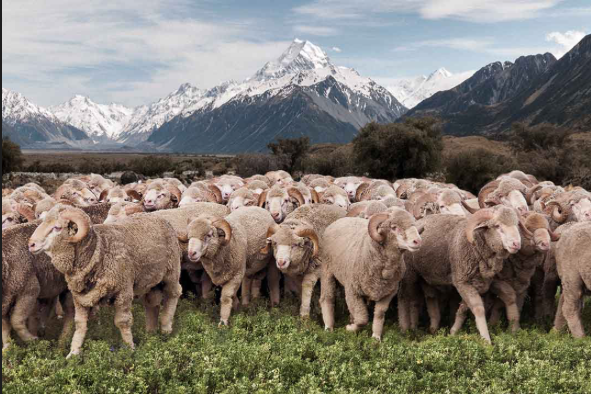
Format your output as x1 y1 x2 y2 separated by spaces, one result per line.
320 209 423 340
28 206 183 358
400 206 522 344
553 222 591 338
262 204 347 317
184 207 275 325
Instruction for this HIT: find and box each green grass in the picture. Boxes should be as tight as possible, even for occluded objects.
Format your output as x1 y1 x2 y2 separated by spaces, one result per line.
2 295 590 394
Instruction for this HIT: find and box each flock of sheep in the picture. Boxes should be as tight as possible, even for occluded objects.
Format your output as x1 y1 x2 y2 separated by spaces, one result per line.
2 170 590 358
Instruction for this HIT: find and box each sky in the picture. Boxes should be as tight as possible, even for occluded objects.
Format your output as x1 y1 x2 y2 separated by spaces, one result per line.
2 0 589 108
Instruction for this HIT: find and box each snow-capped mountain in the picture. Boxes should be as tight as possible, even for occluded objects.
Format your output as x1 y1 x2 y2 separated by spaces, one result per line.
2 88 90 148
51 96 135 142
148 39 407 153
386 68 475 108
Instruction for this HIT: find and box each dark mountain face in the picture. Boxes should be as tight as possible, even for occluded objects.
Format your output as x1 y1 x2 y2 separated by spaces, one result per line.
2 117 89 148
148 79 406 154
405 36 590 135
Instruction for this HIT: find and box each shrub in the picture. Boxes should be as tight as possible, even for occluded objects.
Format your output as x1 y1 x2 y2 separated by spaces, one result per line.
302 145 357 177
127 156 174 177
234 154 285 178
2 137 24 175
445 149 516 194
268 137 310 173
510 123 572 151
352 118 443 180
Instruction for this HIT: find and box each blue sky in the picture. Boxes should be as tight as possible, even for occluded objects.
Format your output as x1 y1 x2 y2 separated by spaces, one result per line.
2 0 589 107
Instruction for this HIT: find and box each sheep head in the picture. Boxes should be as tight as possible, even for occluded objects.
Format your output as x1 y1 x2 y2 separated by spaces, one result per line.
259 187 304 223
368 209 423 253
320 186 350 210
519 213 559 252
465 206 522 255
228 188 258 212
104 203 145 224
180 184 222 206
437 190 466 217
185 215 232 263
29 206 91 256
262 223 319 272
143 181 181 211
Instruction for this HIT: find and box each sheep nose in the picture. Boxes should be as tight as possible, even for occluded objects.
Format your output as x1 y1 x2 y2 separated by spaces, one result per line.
145 200 154 205
28 242 36 251
412 239 421 246
512 241 521 250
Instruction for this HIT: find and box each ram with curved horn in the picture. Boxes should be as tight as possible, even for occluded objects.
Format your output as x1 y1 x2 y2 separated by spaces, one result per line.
258 186 306 224
263 204 346 318
320 208 423 341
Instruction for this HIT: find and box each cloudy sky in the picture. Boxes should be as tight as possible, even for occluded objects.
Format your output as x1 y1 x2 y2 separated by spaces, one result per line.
2 0 589 107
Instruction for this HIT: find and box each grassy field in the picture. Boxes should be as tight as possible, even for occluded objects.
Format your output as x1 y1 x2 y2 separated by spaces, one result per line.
2 294 590 394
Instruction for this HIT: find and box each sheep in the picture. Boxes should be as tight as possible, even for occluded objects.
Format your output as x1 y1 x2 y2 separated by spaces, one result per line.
356 181 396 203
544 191 591 226
412 190 467 219
399 206 522 344
183 207 275 325
28 206 183 358
266 171 293 187
258 186 305 224
2 221 74 352
334 176 364 201
2 203 113 352
320 209 423 340
347 201 388 219
261 204 347 317
99 186 141 204
478 178 529 214
2 189 15 197
142 180 182 211
163 178 187 194
54 179 97 206
246 175 272 187
2 202 36 229
245 180 269 197
87 174 115 198
180 182 223 206
213 176 245 203
35 197 59 220
228 188 259 212
309 178 332 194
318 185 350 210
552 222 591 338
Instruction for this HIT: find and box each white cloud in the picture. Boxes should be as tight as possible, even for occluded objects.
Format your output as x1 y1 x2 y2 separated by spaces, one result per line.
1 0 289 107
294 0 563 23
332 47 342 53
293 25 340 37
546 30 587 58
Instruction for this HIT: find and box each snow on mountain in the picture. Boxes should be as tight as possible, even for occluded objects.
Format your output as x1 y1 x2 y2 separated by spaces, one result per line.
2 88 58 123
386 68 475 108
51 95 134 142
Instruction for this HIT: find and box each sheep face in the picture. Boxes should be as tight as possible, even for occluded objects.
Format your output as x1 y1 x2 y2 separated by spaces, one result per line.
228 192 257 212
267 226 317 272
143 183 180 211
472 208 522 255
102 188 131 204
572 198 591 222
2 213 21 229
266 192 291 223
502 190 529 215
186 217 230 262
532 228 551 252
179 188 208 207
28 208 69 255
438 191 466 216
104 205 127 224
370 210 423 253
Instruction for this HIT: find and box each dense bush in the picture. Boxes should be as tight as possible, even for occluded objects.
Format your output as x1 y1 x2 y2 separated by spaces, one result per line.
2 138 24 175
268 137 310 173
302 145 357 177
2 297 590 393
353 118 443 180
445 149 517 194
234 154 285 178
510 123 572 151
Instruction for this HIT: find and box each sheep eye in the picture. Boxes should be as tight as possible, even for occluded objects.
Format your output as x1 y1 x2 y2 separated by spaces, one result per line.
53 226 62 232
7 218 13 222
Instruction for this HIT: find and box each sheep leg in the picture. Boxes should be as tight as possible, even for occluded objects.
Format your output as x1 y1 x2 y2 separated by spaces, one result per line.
10 294 39 343
55 298 65 320
286 276 303 298
114 296 135 351
201 272 214 300
553 294 567 332
58 293 75 348
241 277 253 306
2 318 12 352
160 281 182 335
422 285 442 334
219 279 241 326
300 273 319 319
68 303 91 358
542 276 560 322
560 279 586 338
455 285 492 344
491 281 520 333
450 302 470 335
251 278 263 300
488 298 504 326
372 293 396 341
142 291 163 334
345 288 369 333
398 278 421 332
267 263 281 307
320 272 337 331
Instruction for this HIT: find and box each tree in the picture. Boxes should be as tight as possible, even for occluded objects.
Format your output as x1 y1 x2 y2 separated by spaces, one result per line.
445 149 516 194
267 137 310 173
2 137 24 175
352 117 443 180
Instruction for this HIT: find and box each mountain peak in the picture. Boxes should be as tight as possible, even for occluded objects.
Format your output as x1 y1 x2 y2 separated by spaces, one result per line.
429 68 453 79
254 39 332 81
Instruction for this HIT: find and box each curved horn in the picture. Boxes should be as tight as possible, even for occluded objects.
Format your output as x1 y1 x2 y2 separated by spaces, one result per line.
412 193 438 220
465 209 495 244
212 218 232 246
59 209 91 244
207 184 223 204
546 201 569 224
461 200 479 215
549 229 561 242
518 217 534 240
260 223 280 254
478 181 500 208
23 190 44 203
346 205 366 218
56 199 75 207
166 185 182 206
295 226 320 258
15 203 36 222
310 188 320 204
368 213 390 244
258 189 269 208
287 187 305 207
126 189 142 202
355 182 371 202
99 190 109 203
396 183 410 199
177 231 189 243
124 204 146 216
526 184 543 205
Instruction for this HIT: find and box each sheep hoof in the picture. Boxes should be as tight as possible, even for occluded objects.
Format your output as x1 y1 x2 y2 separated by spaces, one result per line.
324 326 333 332
372 334 382 342
346 324 359 333
218 320 229 328
161 326 173 335
2 344 10 353
66 351 80 359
